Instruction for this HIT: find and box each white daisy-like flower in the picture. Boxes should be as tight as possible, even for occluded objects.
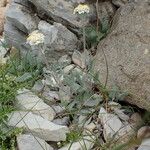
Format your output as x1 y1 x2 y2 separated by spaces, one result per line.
73 4 90 15
26 30 45 46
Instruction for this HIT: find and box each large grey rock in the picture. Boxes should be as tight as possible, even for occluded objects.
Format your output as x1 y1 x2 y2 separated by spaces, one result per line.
94 1 150 110
4 20 27 51
4 0 117 63
38 21 78 62
28 0 93 28
16 88 56 121
6 3 39 33
8 111 69 141
17 134 54 150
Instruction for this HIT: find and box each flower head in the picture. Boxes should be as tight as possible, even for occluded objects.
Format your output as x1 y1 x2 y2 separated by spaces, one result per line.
26 30 45 46
73 4 90 15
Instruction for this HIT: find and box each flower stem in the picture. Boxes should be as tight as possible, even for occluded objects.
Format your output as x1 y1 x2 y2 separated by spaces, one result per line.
83 26 86 51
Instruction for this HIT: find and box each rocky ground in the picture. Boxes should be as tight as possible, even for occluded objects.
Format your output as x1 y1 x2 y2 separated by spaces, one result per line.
0 0 150 150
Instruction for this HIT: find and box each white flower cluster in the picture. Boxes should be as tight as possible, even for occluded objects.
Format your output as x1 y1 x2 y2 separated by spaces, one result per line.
26 30 45 46
73 4 90 15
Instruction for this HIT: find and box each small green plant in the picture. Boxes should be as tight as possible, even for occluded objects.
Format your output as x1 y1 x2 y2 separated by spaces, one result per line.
0 51 43 149
108 86 128 102
8 52 43 85
85 17 110 48
0 64 20 149
59 128 83 148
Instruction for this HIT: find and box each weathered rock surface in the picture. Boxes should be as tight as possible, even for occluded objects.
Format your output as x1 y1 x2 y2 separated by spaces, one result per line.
8 111 69 141
16 89 56 121
98 1 116 23
112 0 129 7
0 38 9 64
137 138 150 150
98 107 123 141
6 3 39 33
0 7 6 35
4 0 79 61
17 134 54 150
4 19 27 51
94 1 150 110
59 136 95 150
137 126 150 139
98 107 133 143
38 21 78 62
0 0 7 7
28 0 95 28
4 0 117 62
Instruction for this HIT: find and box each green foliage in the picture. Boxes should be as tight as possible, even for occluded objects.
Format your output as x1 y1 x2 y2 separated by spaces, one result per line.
85 18 110 48
8 52 43 78
59 128 82 148
85 26 105 47
0 65 20 149
108 86 128 102
0 127 22 150
0 52 43 149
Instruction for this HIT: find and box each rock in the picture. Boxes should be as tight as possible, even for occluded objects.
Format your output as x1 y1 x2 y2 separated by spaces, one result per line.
6 3 39 33
43 74 60 89
59 136 95 150
114 109 129 121
63 64 75 74
116 124 134 143
8 111 69 141
97 1 116 24
0 38 9 64
78 115 89 126
52 117 69 126
42 87 59 103
43 69 64 89
83 94 102 107
98 107 123 141
58 55 72 65
137 126 150 139
16 88 56 121
4 1 38 53
112 0 129 7
78 114 92 128
84 122 96 133
59 85 71 103
28 0 94 28
32 80 44 93
17 134 54 150
0 7 6 35
99 108 133 144
38 21 79 62
72 50 91 69
129 113 142 127
137 138 150 150
94 1 150 110
51 105 65 114
4 20 27 51
0 0 7 7
108 101 121 110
